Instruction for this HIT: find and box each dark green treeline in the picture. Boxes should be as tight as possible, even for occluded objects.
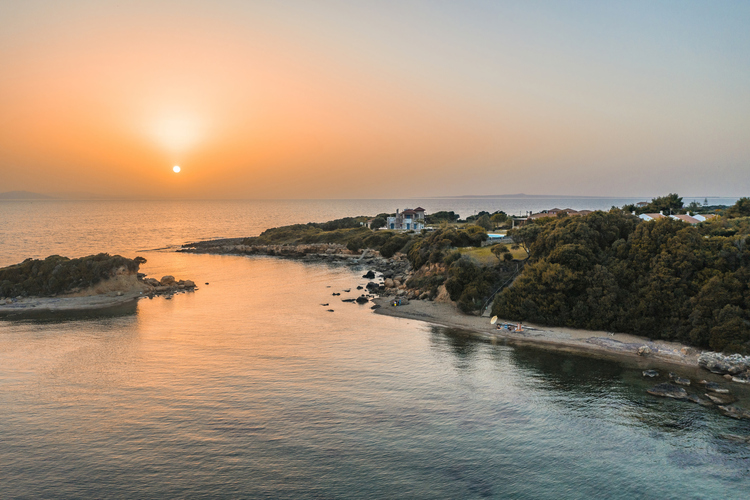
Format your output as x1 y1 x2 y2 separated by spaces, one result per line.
492 209 750 353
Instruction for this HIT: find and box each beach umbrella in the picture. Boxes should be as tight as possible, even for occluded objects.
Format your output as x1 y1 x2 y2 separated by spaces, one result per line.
490 316 498 325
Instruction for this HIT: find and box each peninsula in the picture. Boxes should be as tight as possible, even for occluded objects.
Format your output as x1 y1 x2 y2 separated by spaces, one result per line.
0 253 196 318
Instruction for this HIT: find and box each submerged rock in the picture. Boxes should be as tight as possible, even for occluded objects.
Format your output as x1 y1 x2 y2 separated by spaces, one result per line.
686 394 712 406
642 370 659 378
720 433 750 443
647 383 688 400
355 296 369 304
718 405 750 420
705 393 736 405
669 373 691 386
703 382 730 394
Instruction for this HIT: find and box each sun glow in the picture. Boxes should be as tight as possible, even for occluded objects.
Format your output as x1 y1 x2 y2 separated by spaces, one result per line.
173 165 181 173
151 114 203 154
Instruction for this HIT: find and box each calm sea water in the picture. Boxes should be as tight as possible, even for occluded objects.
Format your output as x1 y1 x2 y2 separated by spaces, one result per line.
1 199 749 499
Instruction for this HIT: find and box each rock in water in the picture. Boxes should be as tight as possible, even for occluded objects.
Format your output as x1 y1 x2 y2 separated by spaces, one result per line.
705 393 736 405
686 394 712 406
720 433 750 443
355 295 369 304
370 304 381 310
643 370 659 378
160 275 176 286
647 383 688 400
704 382 730 393
668 373 691 386
362 270 376 279
718 405 750 420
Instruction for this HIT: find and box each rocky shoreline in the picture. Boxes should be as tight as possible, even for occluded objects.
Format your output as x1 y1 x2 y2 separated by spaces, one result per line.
0 271 197 318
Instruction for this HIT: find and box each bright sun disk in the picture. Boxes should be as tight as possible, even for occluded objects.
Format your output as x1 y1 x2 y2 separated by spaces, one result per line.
173 166 181 173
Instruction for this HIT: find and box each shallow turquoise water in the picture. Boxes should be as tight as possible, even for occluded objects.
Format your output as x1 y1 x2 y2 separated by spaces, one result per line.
1 253 749 499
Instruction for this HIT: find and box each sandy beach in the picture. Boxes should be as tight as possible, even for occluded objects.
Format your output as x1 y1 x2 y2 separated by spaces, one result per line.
373 295 704 370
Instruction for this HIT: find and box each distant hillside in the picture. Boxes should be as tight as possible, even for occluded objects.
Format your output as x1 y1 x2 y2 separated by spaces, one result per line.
0 191 53 200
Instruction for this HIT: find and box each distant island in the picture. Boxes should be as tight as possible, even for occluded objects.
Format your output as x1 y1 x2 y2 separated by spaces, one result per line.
0 190 54 200
0 190 113 200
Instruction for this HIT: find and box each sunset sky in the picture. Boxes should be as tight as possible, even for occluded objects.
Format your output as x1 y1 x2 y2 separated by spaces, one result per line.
1 1 749 199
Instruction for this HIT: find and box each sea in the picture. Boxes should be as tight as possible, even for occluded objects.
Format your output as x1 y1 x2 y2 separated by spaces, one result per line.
1 197 748 499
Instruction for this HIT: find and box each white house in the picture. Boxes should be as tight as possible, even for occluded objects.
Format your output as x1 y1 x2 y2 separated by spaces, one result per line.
639 213 666 221
387 207 425 231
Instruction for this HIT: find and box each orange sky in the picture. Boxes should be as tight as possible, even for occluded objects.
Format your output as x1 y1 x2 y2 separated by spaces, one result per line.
1 1 749 198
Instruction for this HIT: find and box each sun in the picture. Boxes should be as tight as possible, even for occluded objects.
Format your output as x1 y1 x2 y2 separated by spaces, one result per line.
173 165 181 173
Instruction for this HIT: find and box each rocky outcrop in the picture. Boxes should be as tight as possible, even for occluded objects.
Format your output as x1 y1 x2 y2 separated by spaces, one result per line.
137 273 197 297
698 352 750 380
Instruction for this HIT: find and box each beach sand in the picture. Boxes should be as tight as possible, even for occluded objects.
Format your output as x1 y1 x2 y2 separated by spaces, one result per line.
373 295 702 369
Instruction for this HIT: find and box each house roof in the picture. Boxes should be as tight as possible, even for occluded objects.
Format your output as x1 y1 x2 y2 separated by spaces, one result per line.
642 213 665 219
671 214 700 224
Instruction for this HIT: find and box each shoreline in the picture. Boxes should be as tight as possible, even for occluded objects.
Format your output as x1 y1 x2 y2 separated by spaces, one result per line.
0 291 142 319
372 295 703 370
181 241 747 377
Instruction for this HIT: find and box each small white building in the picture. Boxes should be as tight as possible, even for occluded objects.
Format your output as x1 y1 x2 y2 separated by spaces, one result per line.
387 207 425 231
639 212 666 221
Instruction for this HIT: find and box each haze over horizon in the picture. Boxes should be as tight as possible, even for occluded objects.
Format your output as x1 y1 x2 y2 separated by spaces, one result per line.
2 1 749 199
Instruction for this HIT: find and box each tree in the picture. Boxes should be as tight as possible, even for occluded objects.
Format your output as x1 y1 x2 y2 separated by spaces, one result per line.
491 244 511 262
508 224 543 256
476 214 492 231
641 193 683 215
726 197 750 218
490 212 508 227
426 211 459 224
370 217 387 229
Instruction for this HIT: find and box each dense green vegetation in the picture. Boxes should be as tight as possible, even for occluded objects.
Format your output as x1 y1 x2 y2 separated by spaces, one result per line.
425 211 459 224
492 205 750 354
0 254 144 298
